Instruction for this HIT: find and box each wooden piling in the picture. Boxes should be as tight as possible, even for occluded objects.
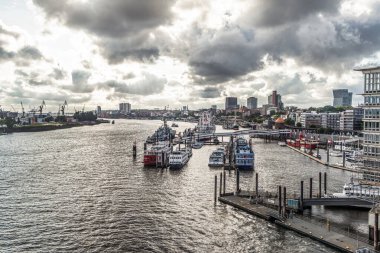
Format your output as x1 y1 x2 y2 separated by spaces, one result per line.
324 172 327 195
236 170 240 193
133 142 137 158
283 187 287 216
375 213 379 250
278 186 282 216
144 142 147 151
219 172 222 197
326 149 330 165
300 181 304 207
343 151 346 168
223 170 226 195
255 173 259 197
319 172 322 198
214 175 217 204
309 178 313 199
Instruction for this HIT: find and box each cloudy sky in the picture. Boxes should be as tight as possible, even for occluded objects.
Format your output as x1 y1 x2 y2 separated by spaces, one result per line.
0 0 380 112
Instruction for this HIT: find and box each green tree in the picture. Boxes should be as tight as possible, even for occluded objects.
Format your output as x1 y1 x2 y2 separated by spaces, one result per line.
296 122 302 127
284 118 295 126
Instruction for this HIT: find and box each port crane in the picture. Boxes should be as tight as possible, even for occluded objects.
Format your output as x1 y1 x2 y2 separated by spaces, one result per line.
38 100 46 115
20 102 25 118
58 100 68 116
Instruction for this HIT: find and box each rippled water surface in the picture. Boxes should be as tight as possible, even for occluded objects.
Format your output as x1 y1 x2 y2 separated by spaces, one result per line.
0 120 367 252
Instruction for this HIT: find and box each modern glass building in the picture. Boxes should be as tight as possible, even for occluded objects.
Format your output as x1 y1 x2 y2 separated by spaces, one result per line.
225 97 238 110
333 89 353 107
355 66 380 182
247 97 258 109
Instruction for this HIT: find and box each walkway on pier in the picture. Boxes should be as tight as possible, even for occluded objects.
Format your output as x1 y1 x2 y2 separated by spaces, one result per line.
219 195 376 253
303 197 375 209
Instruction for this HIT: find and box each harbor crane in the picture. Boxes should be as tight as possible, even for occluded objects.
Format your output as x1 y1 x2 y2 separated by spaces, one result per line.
59 100 68 116
38 100 46 115
20 102 25 118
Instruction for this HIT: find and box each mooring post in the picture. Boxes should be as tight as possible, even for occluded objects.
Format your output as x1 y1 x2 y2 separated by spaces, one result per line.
324 172 327 195
133 141 137 158
343 151 346 167
309 178 313 199
278 186 282 216
236 170 240 194
144 142 147 151
223 170 226 195
319 172 322 198
300 181 304 207
255 173 259 197
375 213 379 250
219 172 222 197
214 175 217 204
283 187 287 217
326 148 330 165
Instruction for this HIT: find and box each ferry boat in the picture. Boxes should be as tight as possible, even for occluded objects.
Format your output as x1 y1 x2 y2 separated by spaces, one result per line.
169 150 190 169
195 111 216 141
333 177 380 198
234 137 254 170
143 142 171 167
208 148 225 167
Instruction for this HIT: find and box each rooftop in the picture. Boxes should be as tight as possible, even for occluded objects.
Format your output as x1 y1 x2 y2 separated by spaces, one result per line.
353 64 380 71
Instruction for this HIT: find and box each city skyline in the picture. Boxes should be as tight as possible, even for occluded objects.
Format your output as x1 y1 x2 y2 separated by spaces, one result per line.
1 0 380 112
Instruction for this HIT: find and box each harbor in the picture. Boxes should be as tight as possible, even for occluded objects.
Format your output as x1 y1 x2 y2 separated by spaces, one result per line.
0 119 373 253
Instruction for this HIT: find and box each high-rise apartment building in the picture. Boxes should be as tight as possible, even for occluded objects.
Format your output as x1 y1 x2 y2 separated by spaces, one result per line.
247 97 258 109
119 103 131 114
268 90 283 109
320 112 340 130
339 108 363 131
225 97 238 110
333 89 353 107
355 66 380 182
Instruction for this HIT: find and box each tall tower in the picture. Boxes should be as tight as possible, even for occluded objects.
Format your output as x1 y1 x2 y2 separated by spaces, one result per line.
355 66 380 182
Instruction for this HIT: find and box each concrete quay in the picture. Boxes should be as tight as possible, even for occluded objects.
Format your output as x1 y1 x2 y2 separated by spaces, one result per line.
286 145 359 173
219 195 376 253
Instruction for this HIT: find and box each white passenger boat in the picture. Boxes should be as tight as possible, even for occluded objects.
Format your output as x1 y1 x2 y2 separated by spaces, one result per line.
333 177 380 198
208 148 225 167
169 150 190 169
278 141 286 147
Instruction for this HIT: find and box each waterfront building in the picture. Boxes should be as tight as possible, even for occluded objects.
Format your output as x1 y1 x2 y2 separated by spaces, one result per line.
339 108 363 131
299 112 321 128
225 97 238 110
333 89 353 107
247 97 258 109
355 66 380 182
320 112 340 130
119 103 131 114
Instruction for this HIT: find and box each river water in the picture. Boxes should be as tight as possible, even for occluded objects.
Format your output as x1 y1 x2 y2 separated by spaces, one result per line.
0 119 369 252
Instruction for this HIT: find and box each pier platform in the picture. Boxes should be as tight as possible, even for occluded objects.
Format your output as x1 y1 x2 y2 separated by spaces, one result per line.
219 195 376 253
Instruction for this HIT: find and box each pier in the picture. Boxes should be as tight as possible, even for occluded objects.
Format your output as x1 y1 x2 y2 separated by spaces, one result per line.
214 171 380 252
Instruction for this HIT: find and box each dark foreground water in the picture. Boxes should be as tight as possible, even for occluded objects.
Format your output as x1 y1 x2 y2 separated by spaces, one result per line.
0 120 368 252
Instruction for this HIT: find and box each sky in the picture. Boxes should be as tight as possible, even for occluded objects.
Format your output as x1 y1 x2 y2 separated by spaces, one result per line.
0 0 380 112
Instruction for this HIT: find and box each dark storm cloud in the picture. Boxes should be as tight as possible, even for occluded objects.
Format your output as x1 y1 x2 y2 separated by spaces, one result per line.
99 73 166 95
33 0 175 63
192 87 221 98
188 1 380 82
14 70 53 86
245 0 342 27
189 28 263 83
0 47 15 61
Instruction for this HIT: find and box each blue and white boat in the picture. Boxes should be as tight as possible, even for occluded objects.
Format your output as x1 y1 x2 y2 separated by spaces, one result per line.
234 137 254 170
